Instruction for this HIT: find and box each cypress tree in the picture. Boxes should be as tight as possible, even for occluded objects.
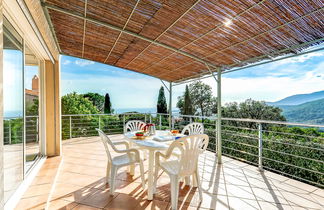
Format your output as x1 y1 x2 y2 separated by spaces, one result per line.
104 93 112 114
157 86 167 114
183 85 193 115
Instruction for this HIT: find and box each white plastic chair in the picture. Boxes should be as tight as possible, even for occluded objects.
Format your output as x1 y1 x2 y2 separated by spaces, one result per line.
96 129 146 194
124 120 148 160
181 122 204 135
153 134 209 210
124 120 146 133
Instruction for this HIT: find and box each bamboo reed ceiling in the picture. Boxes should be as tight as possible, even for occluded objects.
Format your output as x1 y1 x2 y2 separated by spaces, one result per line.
44 0 324 82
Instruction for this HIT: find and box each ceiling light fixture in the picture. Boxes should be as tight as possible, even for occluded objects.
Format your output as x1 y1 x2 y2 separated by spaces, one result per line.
224 19 232 27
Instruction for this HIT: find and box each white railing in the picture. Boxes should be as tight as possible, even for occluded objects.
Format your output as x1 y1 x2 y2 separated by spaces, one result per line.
39 112 324 187
3 116 39 145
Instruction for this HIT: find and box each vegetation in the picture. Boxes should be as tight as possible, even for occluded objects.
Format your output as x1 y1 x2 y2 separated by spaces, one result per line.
280 98 324 125
104 93 113 114
178 85 194 116
83 92 105 112
177 81 217 116
157 86 167 114
62 92 99 115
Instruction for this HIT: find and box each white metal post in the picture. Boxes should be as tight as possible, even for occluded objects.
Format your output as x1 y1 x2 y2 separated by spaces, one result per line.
258 123 263 171
8 120 11 145
98 115 101 129
36 117 39 143
69 116 72 139
169 82 172 129
123 114 126 133
217 68 222 164
159 114 162 130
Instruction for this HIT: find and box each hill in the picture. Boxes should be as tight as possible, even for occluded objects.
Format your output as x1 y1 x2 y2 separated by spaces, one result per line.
268 90 324 106
279 98 324 125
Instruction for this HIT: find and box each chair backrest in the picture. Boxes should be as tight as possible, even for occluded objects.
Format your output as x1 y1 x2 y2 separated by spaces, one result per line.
125 120 146 133
181 122 204 135
167 134 209 176
96 129 120 162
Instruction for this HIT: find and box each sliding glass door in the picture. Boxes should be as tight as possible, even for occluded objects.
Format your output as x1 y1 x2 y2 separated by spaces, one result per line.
3 17 24 203
25 45 41 172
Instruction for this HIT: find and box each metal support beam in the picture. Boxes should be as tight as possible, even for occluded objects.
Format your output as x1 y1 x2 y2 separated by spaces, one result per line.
160 79 170 92
104 0 141 63
173 42 324 86
217 68 222 163
169 82 172 129
42 2 217 69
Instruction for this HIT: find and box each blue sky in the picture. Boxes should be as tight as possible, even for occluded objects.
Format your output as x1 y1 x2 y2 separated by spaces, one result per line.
60 49 324 110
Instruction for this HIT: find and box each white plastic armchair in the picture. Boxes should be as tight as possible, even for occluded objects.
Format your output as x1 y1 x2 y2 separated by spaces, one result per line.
96 129 145 194
153 134 209 210
181 122 204 135
124 120 146 133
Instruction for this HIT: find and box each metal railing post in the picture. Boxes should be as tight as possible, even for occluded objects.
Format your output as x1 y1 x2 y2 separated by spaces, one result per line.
98 115 101 129
172 116 175 129
159 114 162 130
69 116 72 139
258 123 263 171
9 120 12 145
123 114 126 133
149 114 152 123
36 117 39 143
144 114 147 123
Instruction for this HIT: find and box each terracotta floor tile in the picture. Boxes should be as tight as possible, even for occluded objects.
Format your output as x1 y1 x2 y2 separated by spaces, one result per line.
103 193 143 210
257 201 293 210
78 189 116 208
16 136 324 210
47 198 78 210
135 199 169 210
22 184 52 198
15 194 48 210
227 196 261 210
51 183 95 203
72 204 102 210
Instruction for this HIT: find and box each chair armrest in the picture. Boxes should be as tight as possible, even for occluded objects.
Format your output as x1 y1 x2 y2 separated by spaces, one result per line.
113 140 129 150
116 148 140 160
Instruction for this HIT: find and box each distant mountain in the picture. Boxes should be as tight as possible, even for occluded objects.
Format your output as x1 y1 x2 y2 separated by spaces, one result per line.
278 98 324 125
268 90 324 106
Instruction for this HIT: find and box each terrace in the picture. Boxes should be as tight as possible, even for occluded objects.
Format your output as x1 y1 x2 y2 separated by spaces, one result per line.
2 0 324 209
15 113 324 209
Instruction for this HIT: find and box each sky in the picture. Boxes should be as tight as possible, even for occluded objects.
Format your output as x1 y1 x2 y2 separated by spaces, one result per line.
60 48 324 109
4 47 324 114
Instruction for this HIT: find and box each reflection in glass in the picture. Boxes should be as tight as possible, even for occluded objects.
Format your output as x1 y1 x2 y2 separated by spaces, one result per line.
25 46 40 171
3 18 24 203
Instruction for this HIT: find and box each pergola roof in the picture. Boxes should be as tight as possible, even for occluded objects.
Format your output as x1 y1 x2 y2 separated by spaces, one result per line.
42 0 324 82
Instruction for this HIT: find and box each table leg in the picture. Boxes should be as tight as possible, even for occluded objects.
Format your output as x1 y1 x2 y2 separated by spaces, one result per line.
128 141 135 175
147 150 155 200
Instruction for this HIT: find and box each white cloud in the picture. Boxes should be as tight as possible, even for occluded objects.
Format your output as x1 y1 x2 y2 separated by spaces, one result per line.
62 60 71 65
199 61 324 104
75 60 95 67
275 51 324 65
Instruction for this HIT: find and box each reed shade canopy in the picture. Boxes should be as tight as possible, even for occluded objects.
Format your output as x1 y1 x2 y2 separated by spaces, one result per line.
43 0 324 82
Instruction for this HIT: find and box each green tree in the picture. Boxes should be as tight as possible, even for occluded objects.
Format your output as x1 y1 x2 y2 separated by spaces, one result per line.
104 93 112 114
62 92 99 114
223 99 286 121
157 86 167 114
177 85 194 115
177 81 217 116
223 99 286 129
26 98 39 116
83 92 105 113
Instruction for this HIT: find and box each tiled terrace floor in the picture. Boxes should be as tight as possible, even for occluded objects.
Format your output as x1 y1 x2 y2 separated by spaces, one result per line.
16 135 323 210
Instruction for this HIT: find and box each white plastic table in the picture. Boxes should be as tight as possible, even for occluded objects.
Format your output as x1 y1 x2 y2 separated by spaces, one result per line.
124 130 175 200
